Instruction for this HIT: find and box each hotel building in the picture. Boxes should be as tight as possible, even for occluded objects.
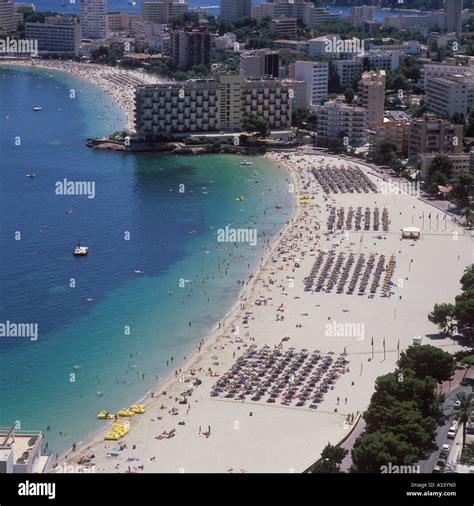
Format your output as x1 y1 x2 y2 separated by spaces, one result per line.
425 74 474 119
135 73 292 139
26 16 81 54
141 0 188 24
240 49 279 79
358 70 386 129
80 0 107 39
170 28 210 70
409 115 463 155
220 0 251 23
446 0 463 37
269 16 297 38
293 61 328 107
0 1 15 32
334 60 363 89
313 100 368 146
349 5 375 28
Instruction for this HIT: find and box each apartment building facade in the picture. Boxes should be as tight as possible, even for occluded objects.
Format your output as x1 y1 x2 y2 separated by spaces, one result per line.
409 114 463 155
141 0 188 24
314 100 368 146
220 0 251 23
425 74 473 118
135 74 292 139
170 28 210 70
293 61 328 107
358 70 386 129
240 49 279 79
80 0 107 39
26 16 81 53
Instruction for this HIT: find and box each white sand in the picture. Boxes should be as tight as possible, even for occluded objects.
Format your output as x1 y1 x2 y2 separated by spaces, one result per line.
0 59 169 132
60 152 473 474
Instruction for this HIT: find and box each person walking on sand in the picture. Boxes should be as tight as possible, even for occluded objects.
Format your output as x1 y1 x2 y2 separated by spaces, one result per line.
198 426 201 435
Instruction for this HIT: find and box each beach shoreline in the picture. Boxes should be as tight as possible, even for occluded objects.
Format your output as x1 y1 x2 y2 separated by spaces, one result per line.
58 150 473 473
0 58 169 133
55 152 300 466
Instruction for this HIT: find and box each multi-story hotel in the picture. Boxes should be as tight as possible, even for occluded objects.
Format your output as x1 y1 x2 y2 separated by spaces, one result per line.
220 0 251 23
269 16 297 38
0 1 15 32
425 74 474 119
313 100 368 146
26 16 81 54
252 0 339 28
141 0 188 24
358 70 386 129
293 61 328 107
135 73 292 139
240 49 279 79
409 114 463 155
376 111 411 156
80 0 107 39
349 5 375 28
334 60 363 89
170 28 210 70
445 0 463 37
107 12 138 32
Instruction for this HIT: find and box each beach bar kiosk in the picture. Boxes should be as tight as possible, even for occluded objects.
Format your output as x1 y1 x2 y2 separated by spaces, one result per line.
401 227 421 240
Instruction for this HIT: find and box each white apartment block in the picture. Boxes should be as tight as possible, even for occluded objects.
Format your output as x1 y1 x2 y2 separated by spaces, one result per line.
382 11 446 31
314 100 368 146
334 60 363 89
80 0 107 39
425 74 474 118
422 63 474 89
365 40 421 55
365 51 400 71
282 78 308 109
26 16 81 53
294 61 328 106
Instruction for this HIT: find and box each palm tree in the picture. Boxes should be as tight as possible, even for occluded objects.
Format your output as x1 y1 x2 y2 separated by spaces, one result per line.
451 392 473 449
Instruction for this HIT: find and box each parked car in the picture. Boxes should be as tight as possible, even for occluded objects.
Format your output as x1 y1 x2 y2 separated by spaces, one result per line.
436 457 447 468
432 465 441 473
467 421 474 435
439 444 450 458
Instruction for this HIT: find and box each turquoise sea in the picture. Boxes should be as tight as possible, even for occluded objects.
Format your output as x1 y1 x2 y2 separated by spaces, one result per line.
0 66 294 456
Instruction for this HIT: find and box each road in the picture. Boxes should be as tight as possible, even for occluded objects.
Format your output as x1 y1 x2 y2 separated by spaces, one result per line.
417 383 473 473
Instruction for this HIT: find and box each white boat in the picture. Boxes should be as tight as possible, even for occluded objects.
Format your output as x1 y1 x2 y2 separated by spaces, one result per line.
240 161 254 166
25 172 35 178
73 244 89 256
33 105 42 111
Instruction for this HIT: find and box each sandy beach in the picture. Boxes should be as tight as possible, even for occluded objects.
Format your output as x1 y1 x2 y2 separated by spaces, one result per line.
57 151 473 474
0 59 168 132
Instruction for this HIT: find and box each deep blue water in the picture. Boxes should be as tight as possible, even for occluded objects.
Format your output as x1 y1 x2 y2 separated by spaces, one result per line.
0 66 294 455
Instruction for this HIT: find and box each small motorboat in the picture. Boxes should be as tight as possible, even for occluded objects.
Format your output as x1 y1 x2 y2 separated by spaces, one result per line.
235 196 245 202
25 172 35 178
74 243 89 256
240 161 254 166
33 105 42 111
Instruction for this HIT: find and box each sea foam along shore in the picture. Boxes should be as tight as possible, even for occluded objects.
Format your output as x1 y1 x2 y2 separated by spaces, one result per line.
0 59 169 132
62 151 473 473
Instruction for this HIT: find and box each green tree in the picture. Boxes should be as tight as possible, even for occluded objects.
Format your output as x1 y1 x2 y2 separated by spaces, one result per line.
242 114 270 140
450 172 474 210
344 88 355 105
398 345 455 382
369 369 441 419
311 443 348 473
351 431 419 472
363 400 437 456
428 303 456 334
460 265 474 291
